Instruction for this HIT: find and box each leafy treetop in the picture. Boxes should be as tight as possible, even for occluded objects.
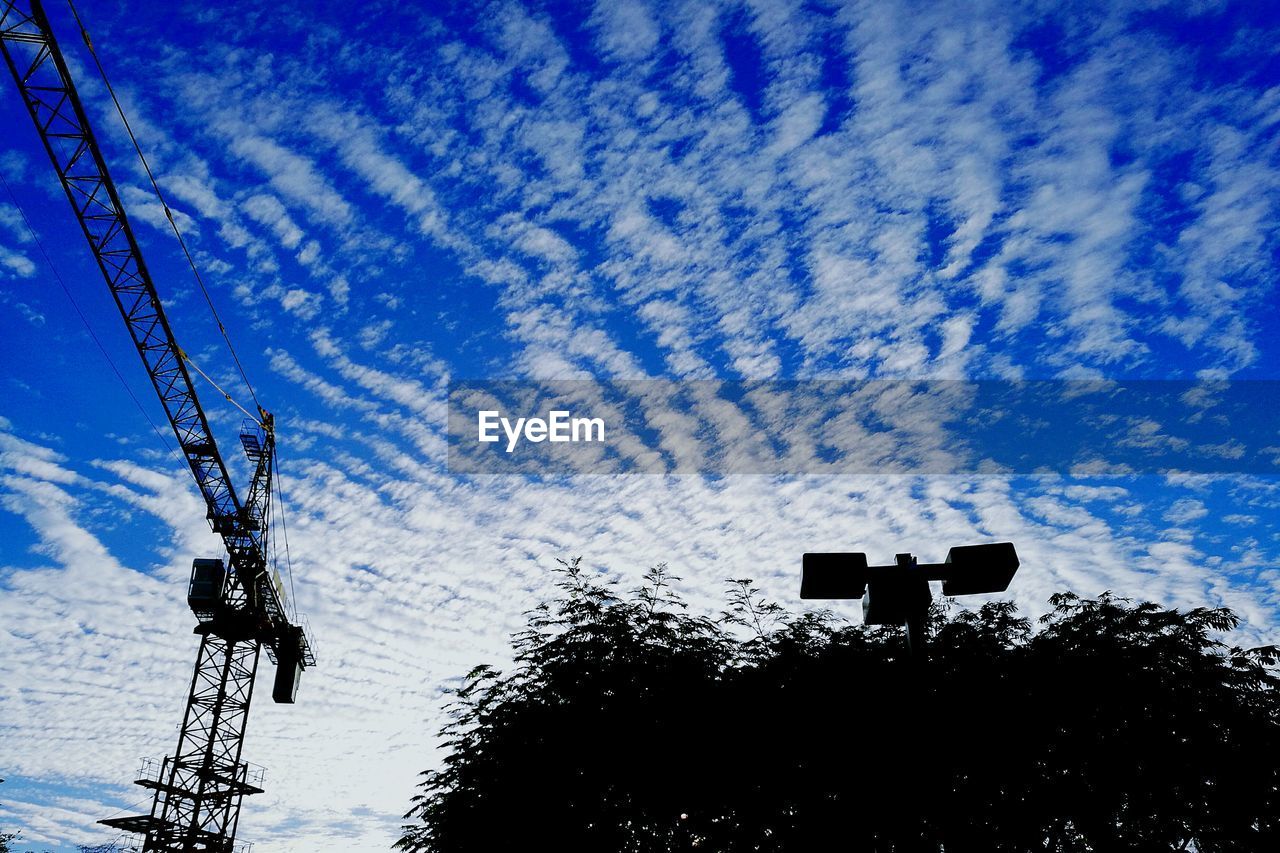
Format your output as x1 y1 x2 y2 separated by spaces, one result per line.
398 559 1280 852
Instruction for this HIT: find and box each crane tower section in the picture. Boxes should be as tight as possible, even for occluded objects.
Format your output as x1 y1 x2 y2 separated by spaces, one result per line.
1 1 314 850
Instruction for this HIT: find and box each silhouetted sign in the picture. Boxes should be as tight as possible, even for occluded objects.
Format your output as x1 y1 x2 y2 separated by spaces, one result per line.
941 543 1020 596
800 552 869 599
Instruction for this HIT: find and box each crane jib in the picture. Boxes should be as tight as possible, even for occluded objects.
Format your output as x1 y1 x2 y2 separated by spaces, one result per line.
1 3 314 848
0 0 303 655
1 7 242 524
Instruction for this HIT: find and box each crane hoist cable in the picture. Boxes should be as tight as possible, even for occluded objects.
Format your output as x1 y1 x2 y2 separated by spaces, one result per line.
64 0 262 414
265 459 299 624
272 450 300 622
178 346 264 426
1 172 183 465
2 3 315 849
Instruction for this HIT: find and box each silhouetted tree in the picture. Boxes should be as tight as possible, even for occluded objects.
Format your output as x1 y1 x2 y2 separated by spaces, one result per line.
397 559 1280 852
0 779 14 853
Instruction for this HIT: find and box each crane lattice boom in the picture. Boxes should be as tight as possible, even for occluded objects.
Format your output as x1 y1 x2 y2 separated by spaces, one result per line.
1 1 313 850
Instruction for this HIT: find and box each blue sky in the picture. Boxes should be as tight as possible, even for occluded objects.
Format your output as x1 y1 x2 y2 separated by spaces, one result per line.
1 0 1278 849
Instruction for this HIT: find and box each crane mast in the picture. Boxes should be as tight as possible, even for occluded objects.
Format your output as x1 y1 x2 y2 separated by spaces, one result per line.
1 1 314 850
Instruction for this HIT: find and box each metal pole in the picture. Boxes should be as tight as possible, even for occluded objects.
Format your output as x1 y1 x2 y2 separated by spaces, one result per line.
896 554 929 660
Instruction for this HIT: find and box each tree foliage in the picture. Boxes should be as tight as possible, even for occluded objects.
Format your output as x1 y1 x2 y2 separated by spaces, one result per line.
0 778 14 853
398 559 1280 852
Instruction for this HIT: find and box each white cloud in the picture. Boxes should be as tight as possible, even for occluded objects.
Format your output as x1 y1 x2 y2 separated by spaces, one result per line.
590 0 662 63
2 1 1278 849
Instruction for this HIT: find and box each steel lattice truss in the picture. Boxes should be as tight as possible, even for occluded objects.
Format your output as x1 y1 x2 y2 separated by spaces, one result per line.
1 1 314 850
0 0 293 631
105 636 263 853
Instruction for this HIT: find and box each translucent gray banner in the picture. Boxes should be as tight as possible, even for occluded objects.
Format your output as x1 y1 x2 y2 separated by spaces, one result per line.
446 380 1280 476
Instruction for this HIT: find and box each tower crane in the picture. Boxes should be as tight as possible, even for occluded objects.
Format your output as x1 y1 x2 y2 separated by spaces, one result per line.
1 1 314 850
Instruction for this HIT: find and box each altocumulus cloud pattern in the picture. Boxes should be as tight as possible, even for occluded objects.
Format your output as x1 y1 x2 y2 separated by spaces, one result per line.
0 0 1278 850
